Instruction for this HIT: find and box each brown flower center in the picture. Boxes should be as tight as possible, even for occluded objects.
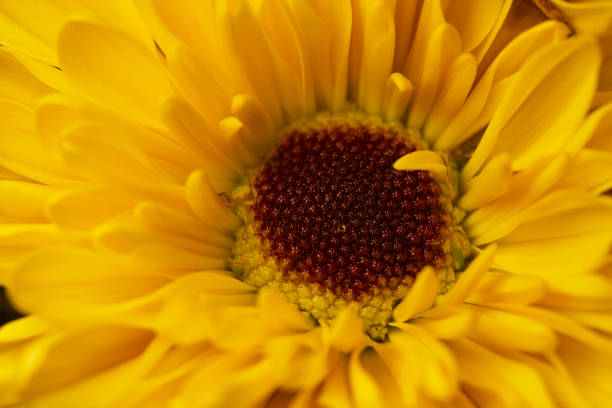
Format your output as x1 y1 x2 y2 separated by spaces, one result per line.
252 124 447 299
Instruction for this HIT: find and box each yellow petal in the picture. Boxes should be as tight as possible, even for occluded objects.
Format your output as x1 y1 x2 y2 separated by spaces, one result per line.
317 356 352 408
0 99 75 185
0 316 49 344
541 272 612 311
0 0 65 64
59 124 163 184
470 307 557 352
586 107 612 153
8 246 170 318
435 21 569 151
216 0 283 123
176 352 275 408
18 326 164 408
327 305 369 353
409 23 461 130
259 0 317 119
414 304 475 340
499 193 612 244
265 330 328 389
393 267 439 322
468 271 547 305
556 149 612 194
495 233 612 279
46 188 137 230
564 102 612 153
466 155 569 245
0 181 54 219
552 0 612 35
444 0 508 54
458 153 511 211
393 150 448 179
161 97 242 192
451 338 556 408
185 170 242 233
385 325 459 402
441 245 497 305
349 348 385 408
382 72 413 121
231 93 276 155
463 36 600 181
0 49 53 106
166 44 232 128
485 303 612 352
257 288 314 333
57 19 173 129
351 0 396 116
134 201 234 248
557 337 612 407
423 53 477 141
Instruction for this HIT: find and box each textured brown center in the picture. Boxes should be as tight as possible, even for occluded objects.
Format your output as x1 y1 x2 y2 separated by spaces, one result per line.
251 124 448 299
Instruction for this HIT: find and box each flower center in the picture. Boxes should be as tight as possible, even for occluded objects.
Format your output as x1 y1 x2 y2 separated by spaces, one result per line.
230 114 467 340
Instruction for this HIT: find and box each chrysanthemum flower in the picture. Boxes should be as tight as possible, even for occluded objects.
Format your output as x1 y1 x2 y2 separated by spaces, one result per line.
1 0 612 407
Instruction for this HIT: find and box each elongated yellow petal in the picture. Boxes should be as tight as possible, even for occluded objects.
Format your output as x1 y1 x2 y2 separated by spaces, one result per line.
463 36 600 181
450 339 556 408
458 153 511 211
257 288 314 333
58 19 173 129
441 245 497 305
393 150 448 179
393 267 439 322
185 170 242 233
470 307 557 352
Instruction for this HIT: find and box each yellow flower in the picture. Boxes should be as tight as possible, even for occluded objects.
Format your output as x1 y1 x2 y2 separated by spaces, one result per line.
1 0 612 407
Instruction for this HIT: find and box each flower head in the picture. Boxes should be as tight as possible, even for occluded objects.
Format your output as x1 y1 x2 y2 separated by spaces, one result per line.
1 0 612 407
